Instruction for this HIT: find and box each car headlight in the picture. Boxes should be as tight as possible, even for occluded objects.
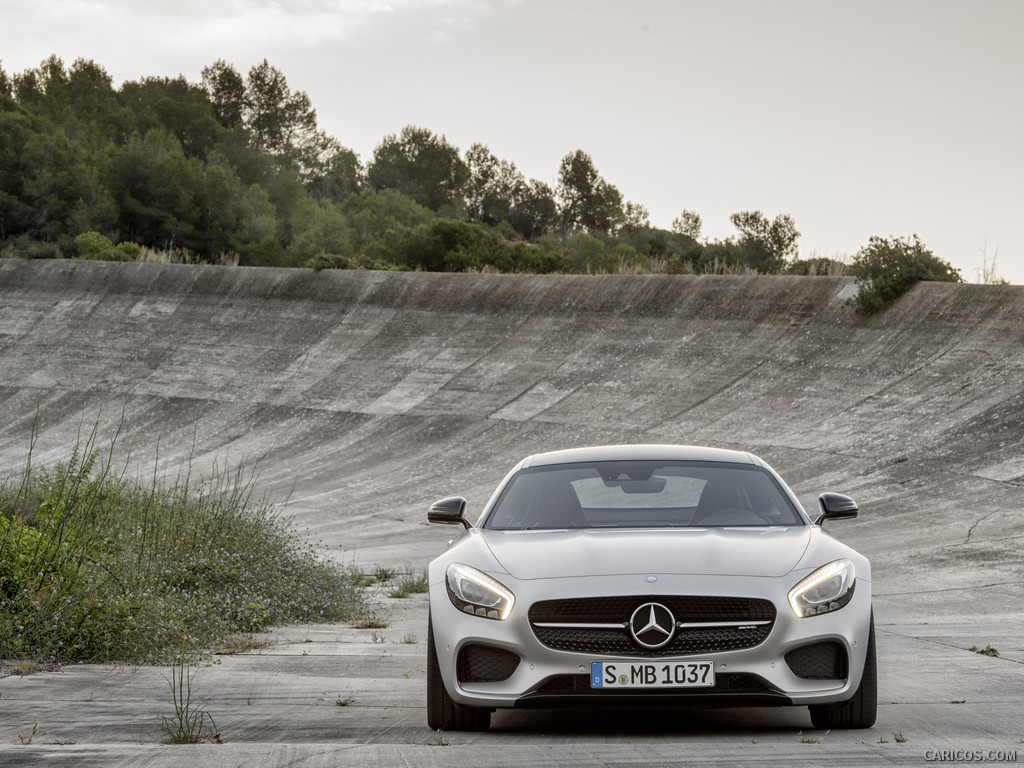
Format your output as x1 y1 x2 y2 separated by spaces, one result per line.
446 563 515 620
788 559 855 618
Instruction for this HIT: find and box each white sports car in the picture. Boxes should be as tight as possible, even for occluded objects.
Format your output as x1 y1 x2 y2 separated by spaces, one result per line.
426 445 875 731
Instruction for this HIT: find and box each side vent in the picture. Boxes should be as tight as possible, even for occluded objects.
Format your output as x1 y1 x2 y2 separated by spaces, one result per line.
785 641 848 680
457 644 520 683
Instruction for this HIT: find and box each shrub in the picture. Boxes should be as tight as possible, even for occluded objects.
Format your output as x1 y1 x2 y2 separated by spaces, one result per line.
665 254 696 274
849 235 962 314
74 231 116 258
0 412 366 663
513 236 575 274
10 237 63 259
306 253 397 271
73 232 140 262
393 219 519 273
115 241 143 260
694 240 745 273
564 232 615 274
786 257 849 276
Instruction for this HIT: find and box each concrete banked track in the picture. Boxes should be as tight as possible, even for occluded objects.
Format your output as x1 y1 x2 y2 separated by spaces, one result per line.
2 259 1022 576
1 258 1023 765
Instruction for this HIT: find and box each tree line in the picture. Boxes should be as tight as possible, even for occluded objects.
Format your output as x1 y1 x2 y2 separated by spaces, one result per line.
0 55 962 307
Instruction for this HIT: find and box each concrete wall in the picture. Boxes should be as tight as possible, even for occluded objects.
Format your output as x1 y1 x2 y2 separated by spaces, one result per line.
1 259 1022 602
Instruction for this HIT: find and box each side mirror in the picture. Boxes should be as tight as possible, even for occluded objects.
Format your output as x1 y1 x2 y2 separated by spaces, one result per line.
428 496 471 529
815 493 859 525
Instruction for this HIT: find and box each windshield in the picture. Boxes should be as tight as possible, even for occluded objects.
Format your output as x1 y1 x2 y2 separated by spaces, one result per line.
483 461 804 530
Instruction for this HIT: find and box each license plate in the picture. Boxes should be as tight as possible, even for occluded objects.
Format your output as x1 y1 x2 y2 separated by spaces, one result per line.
590 660 715 689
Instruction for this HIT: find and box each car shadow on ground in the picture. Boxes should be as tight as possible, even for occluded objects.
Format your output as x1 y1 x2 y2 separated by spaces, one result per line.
490 704 813 734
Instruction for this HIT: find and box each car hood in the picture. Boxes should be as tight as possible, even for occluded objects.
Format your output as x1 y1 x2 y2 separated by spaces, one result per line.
480 527 812 580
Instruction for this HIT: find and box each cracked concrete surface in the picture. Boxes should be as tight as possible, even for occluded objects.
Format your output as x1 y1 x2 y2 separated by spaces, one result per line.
1 260 1022 766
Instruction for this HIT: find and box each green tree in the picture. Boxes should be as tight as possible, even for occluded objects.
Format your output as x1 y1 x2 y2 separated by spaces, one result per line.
105 128 202 248
464 143 525 226
564 232 615 273
0 63 12 99
728 211 800 272
463 144 558 240
21 124 116 243
848 235 962 314
620 202 650 233
341 188 434 261
0 102 35 238
242 60 317 156
201 59 333 181
671 210 702 240
12 57 126 146
616 224 700 265
228 155 305 247
367 125 469 212
200 59 245 129
514 235 574 274
307 140 363 203
3 58 132 245
120 76 223 159
192 150 245 257
235 183 281 265
509 179 557 240
65 58 127 139
394 219 513 272
556 150 624 236
287 195 353 266
11 56 69 120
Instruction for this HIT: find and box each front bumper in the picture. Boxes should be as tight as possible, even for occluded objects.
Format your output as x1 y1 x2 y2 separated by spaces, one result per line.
428 571 872 710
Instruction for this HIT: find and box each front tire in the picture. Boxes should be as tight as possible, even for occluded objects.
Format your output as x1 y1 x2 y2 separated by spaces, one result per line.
808 613 877 729
426 613 491 731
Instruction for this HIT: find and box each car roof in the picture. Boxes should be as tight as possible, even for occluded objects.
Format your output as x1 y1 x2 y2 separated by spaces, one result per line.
519 444 760 469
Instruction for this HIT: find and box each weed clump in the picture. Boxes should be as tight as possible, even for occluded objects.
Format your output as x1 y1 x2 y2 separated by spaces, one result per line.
160 637 221 744
387 571 429 599
0 413 365 664
970 644 999 657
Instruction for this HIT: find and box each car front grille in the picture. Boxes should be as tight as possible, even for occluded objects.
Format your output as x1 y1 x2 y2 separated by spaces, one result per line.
529 595 775 657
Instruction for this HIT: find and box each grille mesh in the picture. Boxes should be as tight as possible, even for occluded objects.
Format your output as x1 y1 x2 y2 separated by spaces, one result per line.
534 672 770 695
784 641 848 680
457 644 520 683
531 595 775 624
529 595 775 657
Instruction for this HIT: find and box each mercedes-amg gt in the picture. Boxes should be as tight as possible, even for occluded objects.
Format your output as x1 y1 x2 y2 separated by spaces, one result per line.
426 444 875 731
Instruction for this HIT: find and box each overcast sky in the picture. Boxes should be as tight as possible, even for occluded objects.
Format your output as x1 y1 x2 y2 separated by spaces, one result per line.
2 0 1021 283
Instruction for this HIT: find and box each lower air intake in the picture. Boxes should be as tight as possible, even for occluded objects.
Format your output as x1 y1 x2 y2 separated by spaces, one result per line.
785 641 848 680
457 644 520 683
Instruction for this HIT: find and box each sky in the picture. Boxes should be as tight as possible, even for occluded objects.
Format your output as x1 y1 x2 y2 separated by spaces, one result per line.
2 0 1021 283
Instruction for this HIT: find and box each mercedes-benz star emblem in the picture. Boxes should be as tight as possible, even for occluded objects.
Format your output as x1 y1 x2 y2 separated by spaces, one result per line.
629 602 676 650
